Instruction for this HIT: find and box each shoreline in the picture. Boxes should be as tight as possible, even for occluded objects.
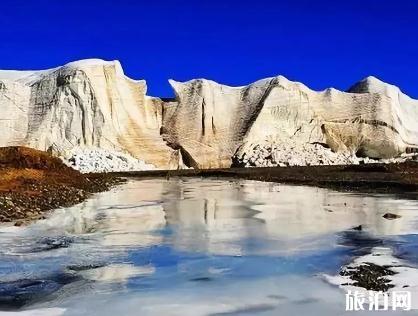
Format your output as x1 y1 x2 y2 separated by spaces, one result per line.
0 173 124 226
1 148 417 225
0 147 124 225
112 161 418 195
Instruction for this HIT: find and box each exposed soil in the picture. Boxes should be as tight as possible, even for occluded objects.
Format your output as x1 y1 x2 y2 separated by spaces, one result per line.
0 147 124 225
340 262 396 292
113 161 418 194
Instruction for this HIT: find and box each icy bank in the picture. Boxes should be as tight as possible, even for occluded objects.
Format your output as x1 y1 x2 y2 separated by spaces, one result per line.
62 148 156 173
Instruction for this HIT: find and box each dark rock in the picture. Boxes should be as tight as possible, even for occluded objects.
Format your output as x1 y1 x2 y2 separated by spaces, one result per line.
339 262 396 291
0 272 79 310
14 220 24 227
383 213 401 220
66 263 105 272
33 236 74 252
190 277 212 282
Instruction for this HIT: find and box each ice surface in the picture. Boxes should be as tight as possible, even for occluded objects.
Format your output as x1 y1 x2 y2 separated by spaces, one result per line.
1 179 418 315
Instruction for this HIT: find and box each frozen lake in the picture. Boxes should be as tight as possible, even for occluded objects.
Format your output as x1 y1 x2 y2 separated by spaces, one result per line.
1 178 418 315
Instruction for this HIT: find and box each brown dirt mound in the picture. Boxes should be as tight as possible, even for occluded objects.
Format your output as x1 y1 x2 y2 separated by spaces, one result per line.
0 146 75 172
0 146 123 224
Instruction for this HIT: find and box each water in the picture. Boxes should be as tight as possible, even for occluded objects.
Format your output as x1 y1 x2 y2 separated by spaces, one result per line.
0 178 418 315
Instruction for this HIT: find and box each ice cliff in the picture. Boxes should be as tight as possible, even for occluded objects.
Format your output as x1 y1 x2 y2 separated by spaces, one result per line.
1 59 417 170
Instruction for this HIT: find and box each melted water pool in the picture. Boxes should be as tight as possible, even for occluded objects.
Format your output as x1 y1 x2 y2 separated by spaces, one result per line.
1 178 418 315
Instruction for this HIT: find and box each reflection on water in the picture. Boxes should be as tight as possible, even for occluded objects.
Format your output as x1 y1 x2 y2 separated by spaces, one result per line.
0 178 417 315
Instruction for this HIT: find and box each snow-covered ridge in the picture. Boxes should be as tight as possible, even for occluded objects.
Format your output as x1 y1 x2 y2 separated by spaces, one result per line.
1 59 418 171
0 59 122 83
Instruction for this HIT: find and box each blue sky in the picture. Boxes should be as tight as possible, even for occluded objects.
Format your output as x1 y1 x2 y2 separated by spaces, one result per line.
1 0 417 97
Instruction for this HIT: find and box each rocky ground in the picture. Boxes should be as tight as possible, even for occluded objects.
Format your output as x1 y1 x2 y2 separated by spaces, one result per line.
0 147 124 225
325 247 418 307
339 262 396 292
116 161 418 194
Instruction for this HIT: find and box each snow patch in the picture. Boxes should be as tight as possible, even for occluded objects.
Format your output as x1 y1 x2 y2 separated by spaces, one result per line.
63 59 116 68
0 70 37 81
0 59 115 83
0 308 66 316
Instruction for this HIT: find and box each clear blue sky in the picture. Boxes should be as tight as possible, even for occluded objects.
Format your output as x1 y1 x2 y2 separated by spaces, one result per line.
1 0 417 97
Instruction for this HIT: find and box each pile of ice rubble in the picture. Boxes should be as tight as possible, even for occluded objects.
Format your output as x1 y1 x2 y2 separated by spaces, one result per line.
61 148 156 173
61 144 417 173
233 141 417 167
